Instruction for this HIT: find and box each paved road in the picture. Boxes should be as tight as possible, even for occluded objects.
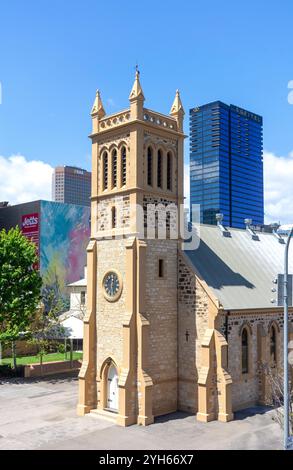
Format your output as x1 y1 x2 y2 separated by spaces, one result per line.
0 373 283 450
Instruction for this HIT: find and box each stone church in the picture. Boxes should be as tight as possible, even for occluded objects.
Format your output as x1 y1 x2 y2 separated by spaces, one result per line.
77 72 293 425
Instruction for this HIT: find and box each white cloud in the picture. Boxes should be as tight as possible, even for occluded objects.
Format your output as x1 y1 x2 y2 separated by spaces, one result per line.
264 150 293 225
0 155 54 205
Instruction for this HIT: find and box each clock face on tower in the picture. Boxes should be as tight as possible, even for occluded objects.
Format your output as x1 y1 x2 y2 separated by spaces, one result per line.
102 270 122 302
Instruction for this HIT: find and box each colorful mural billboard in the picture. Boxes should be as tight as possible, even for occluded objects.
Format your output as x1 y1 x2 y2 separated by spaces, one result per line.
39 201 90 306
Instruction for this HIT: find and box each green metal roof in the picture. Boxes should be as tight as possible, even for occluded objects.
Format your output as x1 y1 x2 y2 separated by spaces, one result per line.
185 224 293 311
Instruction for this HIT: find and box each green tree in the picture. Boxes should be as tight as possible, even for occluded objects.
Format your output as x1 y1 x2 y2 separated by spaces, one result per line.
29 288 68 371
0 227 42 368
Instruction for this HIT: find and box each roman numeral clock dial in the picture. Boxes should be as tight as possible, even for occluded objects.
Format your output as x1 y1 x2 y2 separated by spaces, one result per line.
102 270 123 302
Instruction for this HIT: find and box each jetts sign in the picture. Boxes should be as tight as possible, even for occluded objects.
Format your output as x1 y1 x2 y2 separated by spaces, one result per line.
21 213 39 234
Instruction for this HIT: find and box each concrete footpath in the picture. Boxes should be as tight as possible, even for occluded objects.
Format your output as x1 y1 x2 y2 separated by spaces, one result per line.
0 373 282 450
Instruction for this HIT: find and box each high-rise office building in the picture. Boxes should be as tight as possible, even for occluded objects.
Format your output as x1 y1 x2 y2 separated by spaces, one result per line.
52 166 91 207
190 101 264 228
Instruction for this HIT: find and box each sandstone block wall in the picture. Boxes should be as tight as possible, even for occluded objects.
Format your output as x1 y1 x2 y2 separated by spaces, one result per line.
144 239 178 416
96 195 130 232
225 311 293 410
177 255 209 413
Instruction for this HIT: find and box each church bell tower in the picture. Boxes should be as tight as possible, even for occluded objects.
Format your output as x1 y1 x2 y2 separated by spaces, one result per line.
77 71 185 425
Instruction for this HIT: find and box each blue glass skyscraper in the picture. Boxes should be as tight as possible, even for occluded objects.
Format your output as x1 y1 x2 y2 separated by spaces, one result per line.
190 101 264 228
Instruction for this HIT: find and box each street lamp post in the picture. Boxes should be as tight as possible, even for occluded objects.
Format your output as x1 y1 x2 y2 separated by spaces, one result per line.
284 227 293 450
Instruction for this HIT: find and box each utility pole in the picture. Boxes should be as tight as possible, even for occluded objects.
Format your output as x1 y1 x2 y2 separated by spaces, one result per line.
283 227 293 450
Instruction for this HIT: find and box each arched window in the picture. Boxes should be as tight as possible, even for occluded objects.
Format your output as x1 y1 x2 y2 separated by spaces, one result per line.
167 152 172 191
270 325 277 365
241 328 249 374
121 146 127 186
112 149 117 188
157 150 162 188
111 206 116 228
103 151 108 190
147 147 153 186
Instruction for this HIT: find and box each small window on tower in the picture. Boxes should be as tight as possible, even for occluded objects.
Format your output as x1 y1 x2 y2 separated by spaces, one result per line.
147 147 153 186
112 206 116 228
103 152 108 190
158 259 164 278
167 152 172 191
157 150 162 188
80 291 86 305
121 146 127 186
112 149 117 188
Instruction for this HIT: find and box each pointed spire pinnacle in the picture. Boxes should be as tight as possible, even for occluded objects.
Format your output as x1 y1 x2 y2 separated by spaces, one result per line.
129 69 145 102
91 89 106 118
170 89 185 116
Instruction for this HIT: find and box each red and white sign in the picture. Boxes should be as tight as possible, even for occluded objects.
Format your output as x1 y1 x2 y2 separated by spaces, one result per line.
21 212 40 269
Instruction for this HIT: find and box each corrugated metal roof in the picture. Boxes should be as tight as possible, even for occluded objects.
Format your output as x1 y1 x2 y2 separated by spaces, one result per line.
68 278 86 287
185 224 293 311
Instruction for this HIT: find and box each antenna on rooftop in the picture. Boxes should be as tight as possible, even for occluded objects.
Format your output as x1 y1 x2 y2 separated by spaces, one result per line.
271 223 285 244
244 219 259 241
216 213 231 238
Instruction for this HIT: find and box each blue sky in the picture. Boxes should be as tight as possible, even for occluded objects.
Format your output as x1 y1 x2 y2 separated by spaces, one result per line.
0 0 292 221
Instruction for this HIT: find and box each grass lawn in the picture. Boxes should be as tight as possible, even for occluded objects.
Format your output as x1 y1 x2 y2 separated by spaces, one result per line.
1 351 83 366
